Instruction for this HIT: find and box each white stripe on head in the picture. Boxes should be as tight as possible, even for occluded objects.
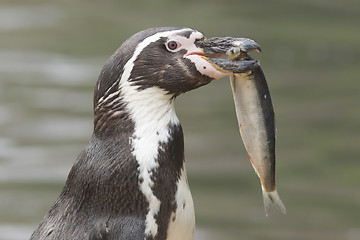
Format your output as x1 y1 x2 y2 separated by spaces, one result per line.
119 29 194 238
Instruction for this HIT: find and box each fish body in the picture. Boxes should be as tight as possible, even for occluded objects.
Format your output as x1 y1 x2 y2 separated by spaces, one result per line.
228 48 286 216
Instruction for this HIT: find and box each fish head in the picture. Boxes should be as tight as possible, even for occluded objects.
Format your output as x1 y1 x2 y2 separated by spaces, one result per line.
195 37 261 73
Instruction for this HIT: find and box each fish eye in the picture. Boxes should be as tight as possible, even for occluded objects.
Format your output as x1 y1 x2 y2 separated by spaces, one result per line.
166 41 181 51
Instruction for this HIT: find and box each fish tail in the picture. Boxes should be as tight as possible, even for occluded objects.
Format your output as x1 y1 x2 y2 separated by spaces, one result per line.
262 187 286 217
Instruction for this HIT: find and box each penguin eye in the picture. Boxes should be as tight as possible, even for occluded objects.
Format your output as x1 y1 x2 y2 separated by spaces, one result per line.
166 41 181 51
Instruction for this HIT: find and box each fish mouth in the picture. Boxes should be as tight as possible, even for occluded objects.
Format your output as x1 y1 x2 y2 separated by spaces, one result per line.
195 37 261 73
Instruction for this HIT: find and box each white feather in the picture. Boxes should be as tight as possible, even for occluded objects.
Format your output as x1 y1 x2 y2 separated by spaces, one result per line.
167 167 195 240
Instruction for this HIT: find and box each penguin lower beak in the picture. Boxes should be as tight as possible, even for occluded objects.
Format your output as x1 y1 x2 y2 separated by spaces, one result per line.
196 37 262 73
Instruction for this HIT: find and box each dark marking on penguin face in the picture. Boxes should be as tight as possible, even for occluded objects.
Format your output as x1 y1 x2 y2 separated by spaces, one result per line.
129 38 213 96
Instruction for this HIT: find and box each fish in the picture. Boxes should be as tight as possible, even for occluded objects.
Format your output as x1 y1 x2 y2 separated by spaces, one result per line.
198 37 286 216
227 47 286 216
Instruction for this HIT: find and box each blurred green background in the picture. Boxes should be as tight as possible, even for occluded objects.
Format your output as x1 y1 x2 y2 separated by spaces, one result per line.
0 0 359 239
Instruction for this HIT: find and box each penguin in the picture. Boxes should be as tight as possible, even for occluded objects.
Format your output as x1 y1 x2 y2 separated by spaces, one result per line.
30 27 259 240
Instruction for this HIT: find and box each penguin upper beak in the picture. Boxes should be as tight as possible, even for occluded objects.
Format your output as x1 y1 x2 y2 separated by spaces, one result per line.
196 37 261 55
195 37 262 73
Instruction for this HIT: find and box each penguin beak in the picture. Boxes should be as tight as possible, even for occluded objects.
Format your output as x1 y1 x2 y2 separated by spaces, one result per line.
197 37 261 55
195 37 262 73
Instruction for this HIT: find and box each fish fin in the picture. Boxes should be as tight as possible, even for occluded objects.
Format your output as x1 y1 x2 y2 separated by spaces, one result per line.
262 187 286 217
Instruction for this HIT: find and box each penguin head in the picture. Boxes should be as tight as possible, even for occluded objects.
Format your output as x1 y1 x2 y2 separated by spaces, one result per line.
126 27 231 95
94 27 233 105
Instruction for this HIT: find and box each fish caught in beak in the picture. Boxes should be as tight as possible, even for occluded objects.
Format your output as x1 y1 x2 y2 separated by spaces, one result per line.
197 36 286 216
195 37 261 73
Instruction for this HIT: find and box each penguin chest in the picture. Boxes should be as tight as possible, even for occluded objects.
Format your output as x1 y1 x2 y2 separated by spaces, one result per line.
166 169 195 240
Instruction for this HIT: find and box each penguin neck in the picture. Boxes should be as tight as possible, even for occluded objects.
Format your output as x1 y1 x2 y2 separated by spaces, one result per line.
124 86 180 138
94 85 179 137
94 84 183 168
